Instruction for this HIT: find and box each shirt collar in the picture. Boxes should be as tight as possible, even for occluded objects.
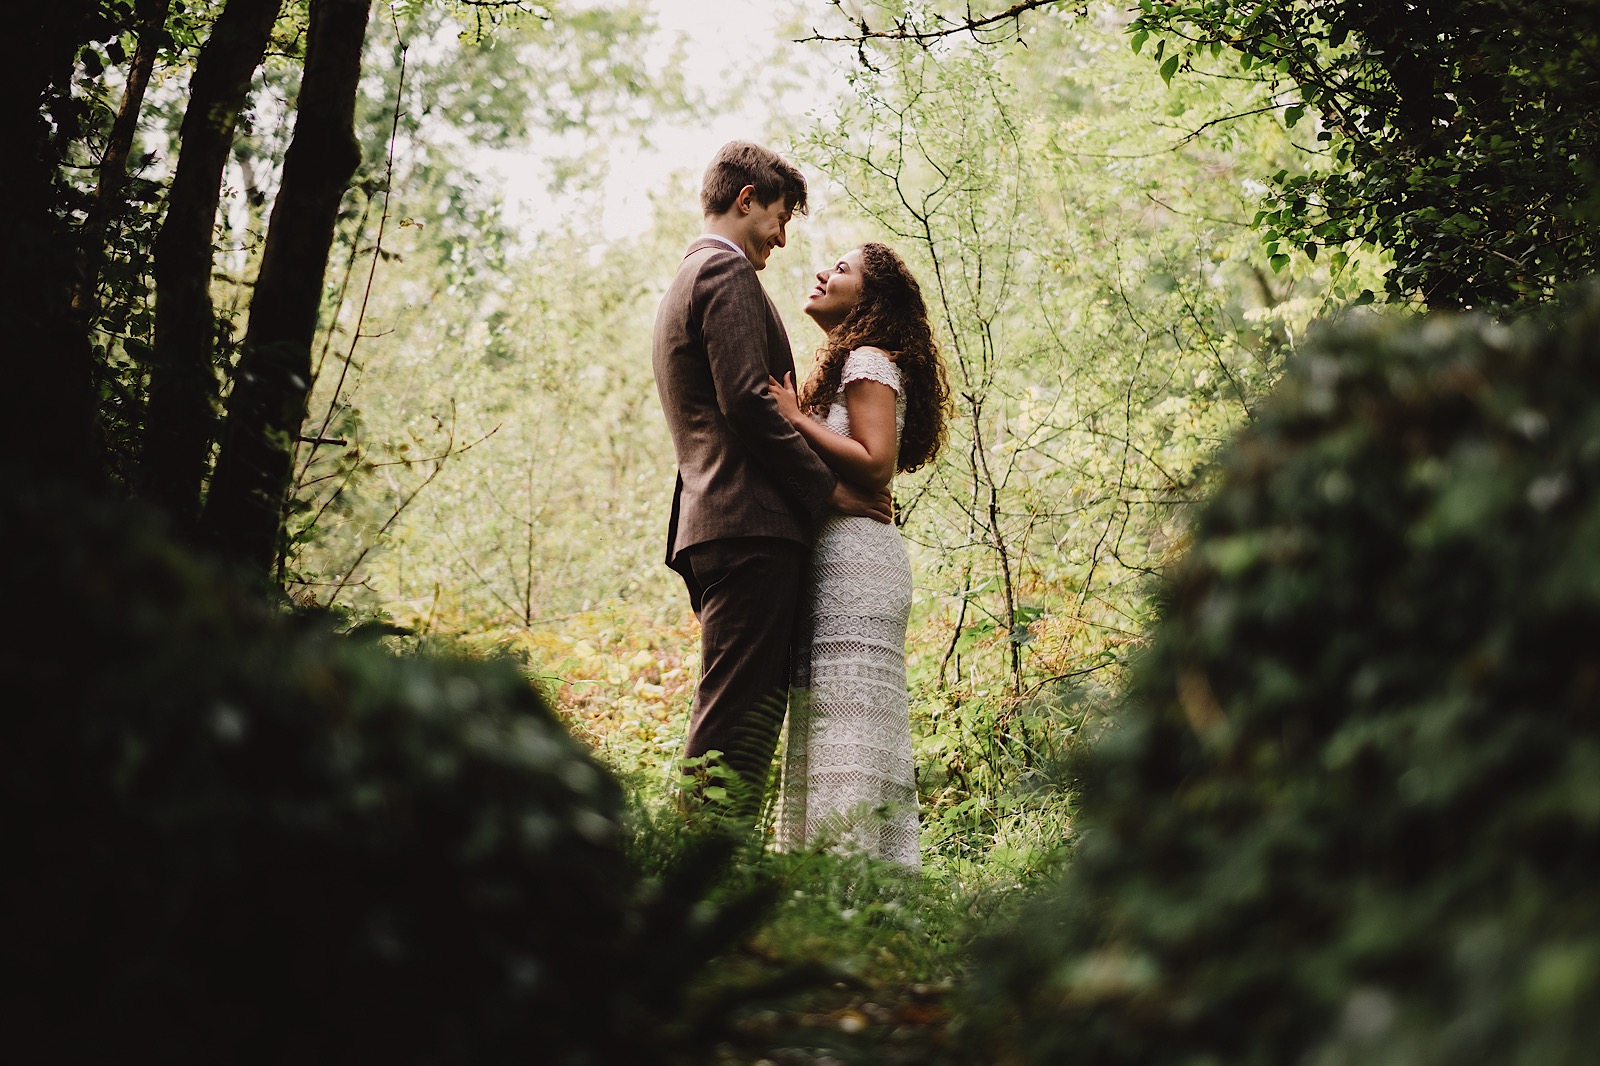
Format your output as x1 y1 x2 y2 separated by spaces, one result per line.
702 233 746 259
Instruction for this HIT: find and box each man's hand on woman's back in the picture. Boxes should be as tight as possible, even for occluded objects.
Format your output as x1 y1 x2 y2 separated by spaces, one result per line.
829 480 894 523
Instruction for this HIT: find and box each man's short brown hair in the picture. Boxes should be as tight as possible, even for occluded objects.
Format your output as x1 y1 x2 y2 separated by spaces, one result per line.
700 141 808 217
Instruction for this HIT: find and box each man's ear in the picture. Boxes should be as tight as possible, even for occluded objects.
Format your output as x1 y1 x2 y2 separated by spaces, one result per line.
734 184 757 215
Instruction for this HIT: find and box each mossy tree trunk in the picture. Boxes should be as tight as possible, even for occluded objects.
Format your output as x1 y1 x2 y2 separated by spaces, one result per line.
201 0 371 575
140 0 283 529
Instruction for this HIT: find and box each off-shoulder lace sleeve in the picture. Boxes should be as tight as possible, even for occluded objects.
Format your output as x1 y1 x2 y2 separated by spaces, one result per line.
840 347 901 393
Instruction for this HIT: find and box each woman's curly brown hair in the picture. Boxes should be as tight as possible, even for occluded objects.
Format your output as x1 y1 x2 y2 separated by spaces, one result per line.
799 242 951 473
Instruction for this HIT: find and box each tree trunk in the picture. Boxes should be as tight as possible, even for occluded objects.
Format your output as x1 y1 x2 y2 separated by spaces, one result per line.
2 0 108 490
73 0 172 324
201 0 371 575
140 0 283 529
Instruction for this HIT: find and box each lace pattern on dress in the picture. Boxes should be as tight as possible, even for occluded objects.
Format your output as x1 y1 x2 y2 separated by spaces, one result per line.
839 346 901 390
834 347 905 438
776 347 920 867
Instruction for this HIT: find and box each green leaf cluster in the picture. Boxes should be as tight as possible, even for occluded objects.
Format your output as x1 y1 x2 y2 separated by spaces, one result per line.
962 284 1600 1063
1130 0 1600 314
0 484 800 1065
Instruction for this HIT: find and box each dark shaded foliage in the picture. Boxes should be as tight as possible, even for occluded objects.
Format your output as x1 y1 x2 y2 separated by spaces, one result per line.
965 285 1600 1064
1133 0 1600 313
0 485 797 1065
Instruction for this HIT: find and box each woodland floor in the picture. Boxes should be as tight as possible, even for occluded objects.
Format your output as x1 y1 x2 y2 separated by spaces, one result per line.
715 978 958 1065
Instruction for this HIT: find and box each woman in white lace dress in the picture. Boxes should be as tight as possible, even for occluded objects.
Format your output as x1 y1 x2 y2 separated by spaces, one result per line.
767 243 950 867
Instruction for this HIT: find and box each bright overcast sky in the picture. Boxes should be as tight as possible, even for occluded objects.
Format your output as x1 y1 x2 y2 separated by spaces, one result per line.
493 0 818 241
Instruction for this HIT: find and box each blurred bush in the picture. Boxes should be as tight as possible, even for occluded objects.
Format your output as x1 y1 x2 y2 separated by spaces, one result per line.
964 287 1600 1065
0 486 779 1065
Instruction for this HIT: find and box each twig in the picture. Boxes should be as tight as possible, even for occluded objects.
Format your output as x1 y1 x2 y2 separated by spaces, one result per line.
800 0 1065 46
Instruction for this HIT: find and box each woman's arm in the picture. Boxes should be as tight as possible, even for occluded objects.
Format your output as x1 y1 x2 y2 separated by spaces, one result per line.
768 371 897 492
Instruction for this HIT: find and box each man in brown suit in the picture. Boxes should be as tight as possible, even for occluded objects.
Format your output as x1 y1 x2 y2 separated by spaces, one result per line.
652 141 891 806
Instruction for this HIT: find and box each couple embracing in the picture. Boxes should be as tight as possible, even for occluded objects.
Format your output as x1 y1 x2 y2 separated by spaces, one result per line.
652 140 949 868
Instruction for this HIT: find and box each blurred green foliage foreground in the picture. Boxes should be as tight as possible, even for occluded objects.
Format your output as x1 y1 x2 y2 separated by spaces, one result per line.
965 285 1600 1065
9 286 1600 1066
0 486 786 1066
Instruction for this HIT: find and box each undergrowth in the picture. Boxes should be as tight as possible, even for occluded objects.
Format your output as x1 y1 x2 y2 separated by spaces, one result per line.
432 596 1107 1058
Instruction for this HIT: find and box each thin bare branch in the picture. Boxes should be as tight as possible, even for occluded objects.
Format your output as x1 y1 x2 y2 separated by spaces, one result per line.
801 0 1069 47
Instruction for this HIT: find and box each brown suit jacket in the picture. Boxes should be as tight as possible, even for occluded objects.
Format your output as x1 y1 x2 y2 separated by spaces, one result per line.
653 238 836 574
